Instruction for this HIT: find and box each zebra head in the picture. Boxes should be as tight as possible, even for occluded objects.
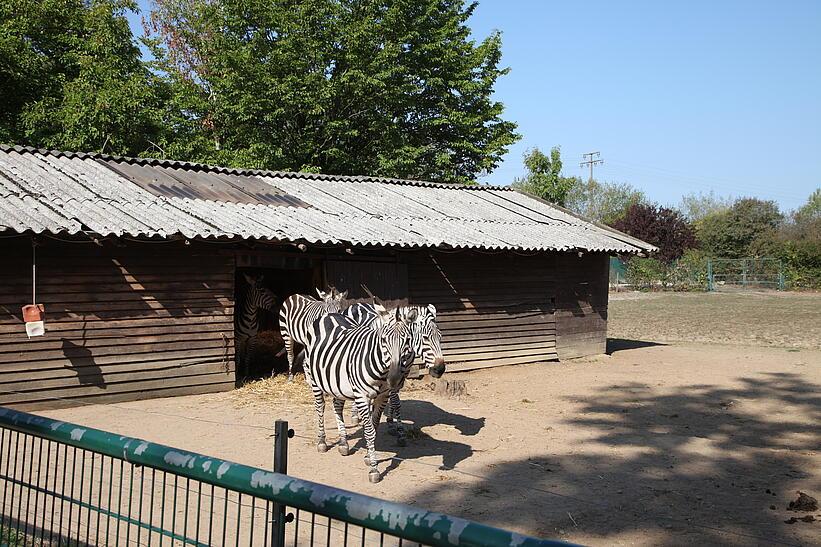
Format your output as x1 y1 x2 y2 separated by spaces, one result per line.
414 304 445 378
243 273 276 314
316 287 348 314
374 304 417 391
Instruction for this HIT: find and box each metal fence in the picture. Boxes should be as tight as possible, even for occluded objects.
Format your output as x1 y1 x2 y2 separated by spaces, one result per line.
0 407 567 547
707 258 785 291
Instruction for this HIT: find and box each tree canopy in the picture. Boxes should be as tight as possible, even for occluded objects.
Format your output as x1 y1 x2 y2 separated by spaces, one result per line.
511 147 578 205
1 0 518 182
145 0 519 182
697 198 783 258
0 0 167 155
678 191 734 223
565 179 646 225
612 203 697 263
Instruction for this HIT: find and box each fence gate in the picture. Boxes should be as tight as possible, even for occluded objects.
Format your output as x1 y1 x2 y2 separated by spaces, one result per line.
0 407 568 547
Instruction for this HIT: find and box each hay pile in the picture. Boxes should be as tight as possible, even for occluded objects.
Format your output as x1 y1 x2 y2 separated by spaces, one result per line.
232 373 314 407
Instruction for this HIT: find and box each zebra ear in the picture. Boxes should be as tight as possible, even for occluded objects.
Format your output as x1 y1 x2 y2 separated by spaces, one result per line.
427 304 437 317
243 273 256 286
339 290 348 299
405 307 419 324
316 288 327 299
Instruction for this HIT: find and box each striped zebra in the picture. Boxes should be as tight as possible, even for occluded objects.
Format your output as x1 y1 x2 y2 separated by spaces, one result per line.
235 273 277 377
278 288 347 380
344 302 445 445
304 305 417 483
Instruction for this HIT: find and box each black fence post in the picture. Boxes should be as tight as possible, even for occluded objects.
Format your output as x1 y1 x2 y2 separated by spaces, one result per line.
272 420 293 547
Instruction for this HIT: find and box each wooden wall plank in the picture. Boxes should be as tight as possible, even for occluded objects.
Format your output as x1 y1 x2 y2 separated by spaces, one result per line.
0 240 236 409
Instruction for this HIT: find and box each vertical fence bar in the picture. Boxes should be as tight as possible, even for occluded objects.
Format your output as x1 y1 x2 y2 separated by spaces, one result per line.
0 427 10 535
707 259 713 291
272 420 291 547
22 434 35 539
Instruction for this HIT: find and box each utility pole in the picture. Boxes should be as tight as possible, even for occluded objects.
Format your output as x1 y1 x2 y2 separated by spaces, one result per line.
580 151 603 182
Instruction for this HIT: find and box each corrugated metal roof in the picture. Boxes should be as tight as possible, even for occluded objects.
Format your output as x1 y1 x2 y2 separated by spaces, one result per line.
0 145 656 253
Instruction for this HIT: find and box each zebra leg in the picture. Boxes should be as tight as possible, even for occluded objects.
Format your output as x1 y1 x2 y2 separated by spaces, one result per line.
350 407 360 427
332 398 350 456
388 391 407 446
244 335 257 379
355 397 381 483
284 334 296 382
386 390 399 435
314 391 329 453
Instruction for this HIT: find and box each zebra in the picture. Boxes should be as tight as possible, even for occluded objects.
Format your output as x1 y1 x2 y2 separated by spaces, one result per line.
235 273 277 378
278 288 347 381
343 302 445 445
303 305 417 483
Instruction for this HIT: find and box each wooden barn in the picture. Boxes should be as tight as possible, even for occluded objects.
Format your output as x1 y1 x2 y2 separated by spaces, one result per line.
0 146 654 410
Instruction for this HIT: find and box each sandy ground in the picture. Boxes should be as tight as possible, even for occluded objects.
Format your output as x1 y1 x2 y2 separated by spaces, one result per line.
40 340 821 546
609 290 821 349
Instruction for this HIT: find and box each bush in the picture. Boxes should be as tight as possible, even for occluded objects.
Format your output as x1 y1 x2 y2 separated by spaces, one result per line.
624 257 667 290
667 249 709 290
623 251 710 291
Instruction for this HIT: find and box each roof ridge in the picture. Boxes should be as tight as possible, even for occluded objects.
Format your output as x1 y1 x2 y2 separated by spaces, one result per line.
0 144 512 191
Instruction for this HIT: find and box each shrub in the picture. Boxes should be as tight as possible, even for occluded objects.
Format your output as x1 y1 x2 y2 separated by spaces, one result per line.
624 257 667 290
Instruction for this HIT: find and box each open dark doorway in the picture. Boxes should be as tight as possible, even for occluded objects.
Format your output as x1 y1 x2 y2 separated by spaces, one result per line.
235 260 320 382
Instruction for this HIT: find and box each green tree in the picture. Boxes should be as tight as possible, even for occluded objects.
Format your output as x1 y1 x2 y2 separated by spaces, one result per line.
146 0 519 182
565 178 645 225
698 198 783 258
0 0 167 155
678 191 734 224
511 146 578 205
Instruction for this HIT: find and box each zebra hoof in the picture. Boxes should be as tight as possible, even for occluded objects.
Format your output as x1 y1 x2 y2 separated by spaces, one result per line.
287 374 294 383
337 443 350 456
368 470 382 483
396 436 407 447
317 441 329 453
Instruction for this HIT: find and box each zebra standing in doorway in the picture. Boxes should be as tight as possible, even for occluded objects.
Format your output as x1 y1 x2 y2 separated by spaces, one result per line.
344 302 445 445
304 305 417 483
235 273 277 378
278 288 347 381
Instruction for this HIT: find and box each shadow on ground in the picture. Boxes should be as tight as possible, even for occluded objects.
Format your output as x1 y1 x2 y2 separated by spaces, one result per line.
341 399 486 473
607 338 666 354
410 372 821 546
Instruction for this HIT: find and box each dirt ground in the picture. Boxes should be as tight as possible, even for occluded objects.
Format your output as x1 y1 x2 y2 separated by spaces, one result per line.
609 290 821 349
40 292 821 546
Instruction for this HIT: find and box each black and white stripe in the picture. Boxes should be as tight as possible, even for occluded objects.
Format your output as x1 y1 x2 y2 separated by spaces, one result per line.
278 288 347 380
235 273 277 376
344 302 445 444
304 306 417 483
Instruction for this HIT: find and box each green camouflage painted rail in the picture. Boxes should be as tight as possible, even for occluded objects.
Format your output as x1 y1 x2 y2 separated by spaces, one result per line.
0 407 570 547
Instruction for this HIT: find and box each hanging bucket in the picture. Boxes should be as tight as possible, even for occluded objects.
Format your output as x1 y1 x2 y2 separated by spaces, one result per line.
22 304 46 338
22 304 45 323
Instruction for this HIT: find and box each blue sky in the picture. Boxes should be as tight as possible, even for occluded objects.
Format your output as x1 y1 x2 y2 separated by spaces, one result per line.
128 1 820 211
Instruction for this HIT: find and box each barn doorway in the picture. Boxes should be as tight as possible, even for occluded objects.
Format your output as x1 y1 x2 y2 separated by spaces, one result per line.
234 254 322 382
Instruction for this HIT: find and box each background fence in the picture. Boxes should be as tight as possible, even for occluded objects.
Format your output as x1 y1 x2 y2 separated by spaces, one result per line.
610 255 787 292
0 407 566 547
707 258 785 291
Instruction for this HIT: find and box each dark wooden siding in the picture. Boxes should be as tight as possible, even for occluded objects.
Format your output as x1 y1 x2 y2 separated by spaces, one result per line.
553 252 609 359
0 240 235 410
404 251 559 371
325 259 409 307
